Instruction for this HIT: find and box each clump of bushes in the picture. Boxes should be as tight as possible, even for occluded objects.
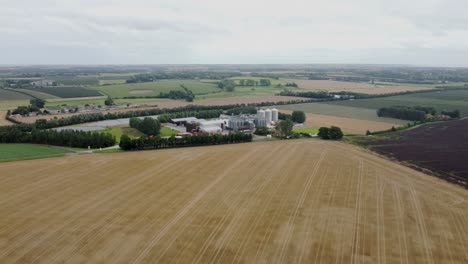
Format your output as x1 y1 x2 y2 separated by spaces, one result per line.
317 126 343 140
254 126 270 136
129 117 161 136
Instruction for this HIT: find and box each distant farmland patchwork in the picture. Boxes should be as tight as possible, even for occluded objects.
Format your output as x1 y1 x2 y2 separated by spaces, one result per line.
287 79 434 94
324 90 468 117
0 88 32 100
90 80 221 98
0 140 467 263
19 86 102 98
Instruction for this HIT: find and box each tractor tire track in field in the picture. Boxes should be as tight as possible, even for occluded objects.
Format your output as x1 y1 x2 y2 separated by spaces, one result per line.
190 144 294 264
3 159 163 263
206 146 292 263
128 146 261 264
156 145 283 263
275 148 327 264
229 145 302 264
297 156 333 263
392 185 409 264
350 159 364 264
46 153 219 263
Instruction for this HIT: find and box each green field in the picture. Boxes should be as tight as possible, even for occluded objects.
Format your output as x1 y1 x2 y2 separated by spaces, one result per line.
89 80 221 98
0 144 70 162
20 86 102 98
101 126 143 143
276 103 407 124
323 90 468 117
198 85 285 99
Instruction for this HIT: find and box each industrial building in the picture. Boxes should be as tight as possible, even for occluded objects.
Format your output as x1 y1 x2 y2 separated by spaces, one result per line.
168 108 279 134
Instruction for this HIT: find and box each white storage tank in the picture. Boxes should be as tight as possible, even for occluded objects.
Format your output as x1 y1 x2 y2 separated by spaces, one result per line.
257 109 265 119
271 108 278 122
265 109 272 124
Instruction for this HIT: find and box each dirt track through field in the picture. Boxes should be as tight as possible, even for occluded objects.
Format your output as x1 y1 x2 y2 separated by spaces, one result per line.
0 140 467 263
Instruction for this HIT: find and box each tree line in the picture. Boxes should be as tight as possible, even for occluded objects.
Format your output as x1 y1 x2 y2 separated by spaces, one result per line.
237 79 271 86
0 126 115 148
119 132 252 151
377 107 427 121
377 106 460 121
11 98 46 115
126 72 240 83
278 90 334 99
317 127 344 140
278 86 468 101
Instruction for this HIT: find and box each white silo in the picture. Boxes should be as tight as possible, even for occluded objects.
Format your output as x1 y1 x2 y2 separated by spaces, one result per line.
271 108 278 122
265 109 272 124
257 109 265 119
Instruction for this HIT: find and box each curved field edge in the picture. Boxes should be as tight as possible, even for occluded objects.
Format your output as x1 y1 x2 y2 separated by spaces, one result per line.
0 140 466 263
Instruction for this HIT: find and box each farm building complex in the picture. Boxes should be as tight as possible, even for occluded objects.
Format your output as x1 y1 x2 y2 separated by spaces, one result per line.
170 108 279 134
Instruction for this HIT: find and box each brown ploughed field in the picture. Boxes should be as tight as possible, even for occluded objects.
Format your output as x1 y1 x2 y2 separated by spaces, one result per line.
0 140 467 263
355 118 468 188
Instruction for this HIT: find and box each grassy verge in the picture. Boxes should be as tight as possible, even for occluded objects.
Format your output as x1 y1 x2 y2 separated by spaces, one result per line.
160 127 179 137
101 125 143 143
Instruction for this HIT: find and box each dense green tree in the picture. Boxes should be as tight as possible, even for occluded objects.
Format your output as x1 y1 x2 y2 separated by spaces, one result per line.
218 79 236 92
318 126 343 140
30 98 45 108
276 119 294 138
129 117 160 135
291 111 306 123
104 96 114 106
318 127 330 139
441 109 460 118
119 135 134 150
328 126 344 139
254 127 270 136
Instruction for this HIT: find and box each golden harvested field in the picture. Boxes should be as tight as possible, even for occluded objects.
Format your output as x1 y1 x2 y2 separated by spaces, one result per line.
0 111 13 126
302 113 398 134
281 110 400 135
1 140 467 263
290 80 434 95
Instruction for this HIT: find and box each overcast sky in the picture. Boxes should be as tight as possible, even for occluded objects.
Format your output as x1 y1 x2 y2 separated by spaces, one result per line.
1 0 468 66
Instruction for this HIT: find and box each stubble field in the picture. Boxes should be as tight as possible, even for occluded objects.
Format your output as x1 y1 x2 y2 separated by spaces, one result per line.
0 140 467 263
289 79 434 94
